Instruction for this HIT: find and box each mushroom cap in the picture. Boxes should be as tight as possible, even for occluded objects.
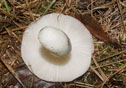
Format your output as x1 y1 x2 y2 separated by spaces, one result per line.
38 26 71 56
21 13 94 82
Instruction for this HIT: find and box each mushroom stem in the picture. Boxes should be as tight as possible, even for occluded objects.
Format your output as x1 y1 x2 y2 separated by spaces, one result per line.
38 26 71 56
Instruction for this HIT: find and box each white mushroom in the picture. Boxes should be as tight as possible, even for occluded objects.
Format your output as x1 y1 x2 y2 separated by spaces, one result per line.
21 13 94 82
38 26 71 56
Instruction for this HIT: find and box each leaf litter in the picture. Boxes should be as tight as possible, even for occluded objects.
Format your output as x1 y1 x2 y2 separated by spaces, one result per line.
0 0 126 88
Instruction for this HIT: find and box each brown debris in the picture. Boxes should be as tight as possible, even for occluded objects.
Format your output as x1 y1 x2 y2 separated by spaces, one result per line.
3 67 56 88
75 13 121 48
0 0 126 88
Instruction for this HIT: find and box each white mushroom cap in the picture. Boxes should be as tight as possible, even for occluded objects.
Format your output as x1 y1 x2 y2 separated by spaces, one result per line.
21 13 94 82
38 26 71 56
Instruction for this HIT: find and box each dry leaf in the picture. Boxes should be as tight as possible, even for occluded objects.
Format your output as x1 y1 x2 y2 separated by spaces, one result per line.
75 14 120 48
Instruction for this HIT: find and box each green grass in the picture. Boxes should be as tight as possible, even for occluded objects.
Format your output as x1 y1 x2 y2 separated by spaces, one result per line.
3 0 10 14
43 0 56 15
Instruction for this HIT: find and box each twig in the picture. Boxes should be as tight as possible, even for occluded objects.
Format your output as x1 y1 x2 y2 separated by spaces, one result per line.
93 0 117 10
117 0 126 32
101 64 126 88
90 0 94 17
97 49 126 63
117 0 126 43
0 18 11 23
1 26 26 34
0 8 25 23
6 28 22 43
68 84 94 88
25 0 35 21
74 81 95 87
15 0 38 9
92 57 108 81
6 50 17 66
11 32 22 42
65 0 71 7
90 65 104 81
6 50 14 64
11 46 21 57
0 39 25 87
94 59 126 69
0 55 25 88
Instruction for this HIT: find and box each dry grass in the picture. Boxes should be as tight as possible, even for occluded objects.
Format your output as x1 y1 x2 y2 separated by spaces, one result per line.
0 0 126 88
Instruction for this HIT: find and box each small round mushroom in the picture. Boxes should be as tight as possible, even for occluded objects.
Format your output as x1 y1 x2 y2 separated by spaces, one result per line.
21 13 94 82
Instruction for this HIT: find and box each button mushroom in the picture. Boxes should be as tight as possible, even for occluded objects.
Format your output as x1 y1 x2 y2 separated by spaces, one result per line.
21 13 94 82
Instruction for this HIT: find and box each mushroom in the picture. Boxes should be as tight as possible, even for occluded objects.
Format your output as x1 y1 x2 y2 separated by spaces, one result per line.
21 13 94 82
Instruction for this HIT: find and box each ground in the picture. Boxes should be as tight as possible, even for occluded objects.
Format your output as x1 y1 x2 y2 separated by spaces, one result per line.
0 0 126 88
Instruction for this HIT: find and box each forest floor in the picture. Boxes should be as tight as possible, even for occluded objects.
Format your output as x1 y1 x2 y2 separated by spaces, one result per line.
0 0 126 88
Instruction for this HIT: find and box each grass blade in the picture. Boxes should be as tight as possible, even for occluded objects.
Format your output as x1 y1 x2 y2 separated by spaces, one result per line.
3 0 10 14
43 0 56 15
